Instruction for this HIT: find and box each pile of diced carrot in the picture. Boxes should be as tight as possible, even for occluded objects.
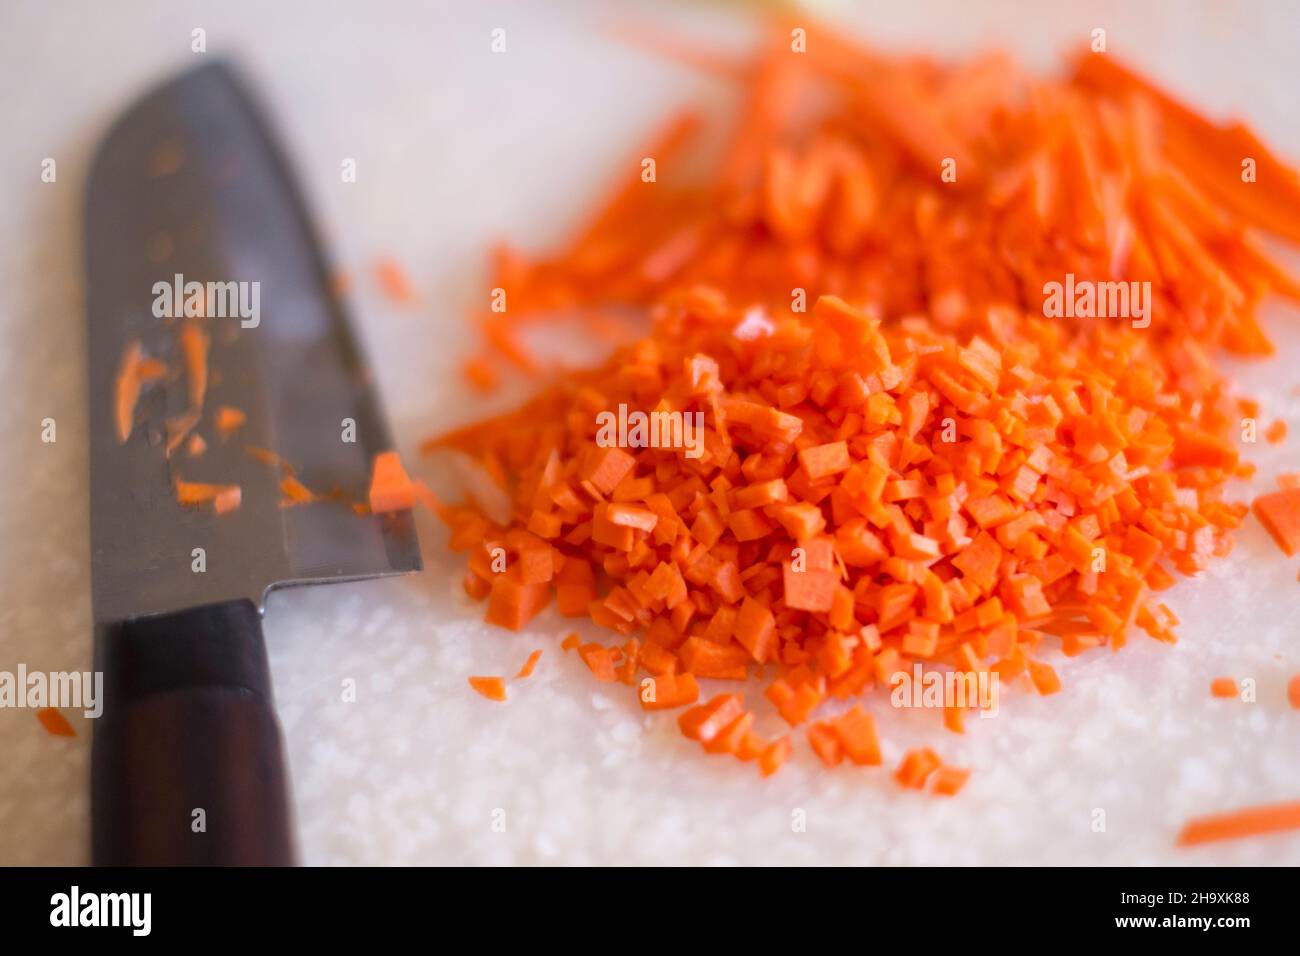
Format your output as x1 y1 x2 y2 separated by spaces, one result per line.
425 17 1300 786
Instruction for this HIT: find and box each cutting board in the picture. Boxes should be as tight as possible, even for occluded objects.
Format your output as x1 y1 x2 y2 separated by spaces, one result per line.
2 0 1299 865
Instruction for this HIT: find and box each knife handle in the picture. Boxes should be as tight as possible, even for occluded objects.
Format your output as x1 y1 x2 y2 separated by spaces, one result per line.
91 599 296 866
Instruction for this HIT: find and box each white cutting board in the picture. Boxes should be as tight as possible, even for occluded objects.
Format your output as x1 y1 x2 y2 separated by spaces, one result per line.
2 0 1299 865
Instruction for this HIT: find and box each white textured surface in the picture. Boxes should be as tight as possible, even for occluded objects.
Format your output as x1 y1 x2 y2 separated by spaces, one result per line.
2 0 1300 865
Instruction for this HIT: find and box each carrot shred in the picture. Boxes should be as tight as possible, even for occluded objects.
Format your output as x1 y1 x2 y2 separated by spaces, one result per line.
1289 674 1300 710
468 676 508 702
515 649 543 679
1176 799 1300 847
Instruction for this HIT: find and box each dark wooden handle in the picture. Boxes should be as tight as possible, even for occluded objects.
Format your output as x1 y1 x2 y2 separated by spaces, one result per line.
91 600 296 866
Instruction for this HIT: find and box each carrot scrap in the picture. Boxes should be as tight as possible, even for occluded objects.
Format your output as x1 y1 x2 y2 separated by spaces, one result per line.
368 451 415 513
187 434 206 457
280 476 316 506
1210 676 1238 698
375 257 418 305
113 341 145 442
932 765 971 796
1176 800 1300 847
423 17 1300 778
175 480 242 515
36 708 75 737
515 649 543 679
214 405 247 435
468 675 508 702
1252 489 1300 556
1287 674 1300 710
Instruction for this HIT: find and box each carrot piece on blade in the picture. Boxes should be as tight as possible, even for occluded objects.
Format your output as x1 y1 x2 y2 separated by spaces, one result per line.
368 451 415 513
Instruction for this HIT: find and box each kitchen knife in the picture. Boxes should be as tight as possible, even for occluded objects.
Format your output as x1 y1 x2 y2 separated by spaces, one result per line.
84 61 421 866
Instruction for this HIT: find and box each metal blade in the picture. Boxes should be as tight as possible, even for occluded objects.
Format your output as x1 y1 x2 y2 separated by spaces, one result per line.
86 60 420 626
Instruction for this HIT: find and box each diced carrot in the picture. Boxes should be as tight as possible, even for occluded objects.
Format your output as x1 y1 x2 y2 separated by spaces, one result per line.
1027 659 1061 696
932 765 971 796
894 747 941 789
1252 489 1300 556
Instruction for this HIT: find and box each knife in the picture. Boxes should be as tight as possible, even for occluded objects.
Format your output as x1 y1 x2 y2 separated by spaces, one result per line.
84 61 421 865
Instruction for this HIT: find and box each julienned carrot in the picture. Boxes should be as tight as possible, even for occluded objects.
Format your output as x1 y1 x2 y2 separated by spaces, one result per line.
468 675 507 702
1288 674 1300 710
368 451 415 513
427 19 1300 781
1176 800 1300 847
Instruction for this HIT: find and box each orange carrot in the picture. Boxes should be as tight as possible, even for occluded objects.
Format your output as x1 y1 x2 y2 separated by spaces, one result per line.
422 22 1300 779
515 649 543 679
468 676 507 702
280 476 315 506
368 451 415 513
375 257 418 305
1287 674 1300 710
176 480 242 515
894 747 942 789
932 765 971 796
1176 800 1300 847
1252 489 1300 556
113 341 145 442
215 405 246 435
36 708 75 737
1210 676 1238 698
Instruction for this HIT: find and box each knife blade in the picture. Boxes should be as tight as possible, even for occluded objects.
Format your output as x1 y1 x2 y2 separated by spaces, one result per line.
85 60 421 865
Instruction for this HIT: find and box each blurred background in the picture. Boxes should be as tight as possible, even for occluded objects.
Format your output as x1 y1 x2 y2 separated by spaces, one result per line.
2 0 1299 865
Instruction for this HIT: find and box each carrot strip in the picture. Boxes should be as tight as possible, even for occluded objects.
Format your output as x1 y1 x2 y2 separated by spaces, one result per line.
1176 800 1300 847
515 649 543 679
